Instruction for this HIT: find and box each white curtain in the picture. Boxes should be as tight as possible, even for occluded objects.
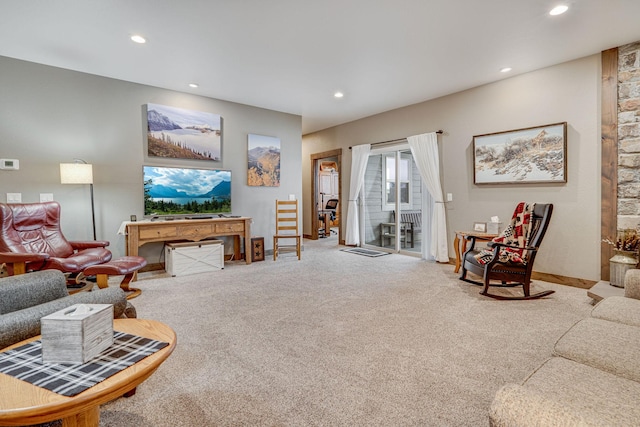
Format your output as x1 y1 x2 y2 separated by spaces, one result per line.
345 144 371 246
407 132 449 262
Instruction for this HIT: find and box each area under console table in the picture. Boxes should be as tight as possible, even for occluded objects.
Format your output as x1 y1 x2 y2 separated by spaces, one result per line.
123 217 252 280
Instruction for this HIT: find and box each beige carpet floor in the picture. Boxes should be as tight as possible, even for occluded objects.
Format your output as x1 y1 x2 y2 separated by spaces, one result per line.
100 237 594 426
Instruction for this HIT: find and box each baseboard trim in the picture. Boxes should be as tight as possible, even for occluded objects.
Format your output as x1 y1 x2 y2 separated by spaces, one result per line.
146 257 595 289
531 272 595 289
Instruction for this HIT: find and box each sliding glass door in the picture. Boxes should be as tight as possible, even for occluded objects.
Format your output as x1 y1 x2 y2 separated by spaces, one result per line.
362 145 422 255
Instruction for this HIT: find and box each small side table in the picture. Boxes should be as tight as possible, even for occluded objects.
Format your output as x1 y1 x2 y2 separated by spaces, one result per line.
453 231 498 273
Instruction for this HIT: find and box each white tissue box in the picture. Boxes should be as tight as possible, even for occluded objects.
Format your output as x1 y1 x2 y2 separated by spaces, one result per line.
487 222 503 235
41 304 114 364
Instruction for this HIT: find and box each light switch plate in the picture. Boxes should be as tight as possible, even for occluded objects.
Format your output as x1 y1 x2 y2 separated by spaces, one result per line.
6 193 22 203
40 193 54 202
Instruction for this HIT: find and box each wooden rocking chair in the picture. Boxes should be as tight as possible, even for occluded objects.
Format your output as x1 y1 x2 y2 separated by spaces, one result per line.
459 203 554 300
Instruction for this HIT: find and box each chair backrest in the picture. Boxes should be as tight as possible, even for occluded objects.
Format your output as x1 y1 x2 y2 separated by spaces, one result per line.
325 199 339 210
275 199 299 236
528 203 553 250
0 202 74 257
392 210 422 229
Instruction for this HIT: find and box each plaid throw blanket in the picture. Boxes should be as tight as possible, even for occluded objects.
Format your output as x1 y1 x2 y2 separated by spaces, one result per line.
0 332 168 396
474 202 534 265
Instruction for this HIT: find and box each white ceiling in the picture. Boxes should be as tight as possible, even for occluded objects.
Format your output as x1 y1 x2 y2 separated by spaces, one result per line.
2 1 640 134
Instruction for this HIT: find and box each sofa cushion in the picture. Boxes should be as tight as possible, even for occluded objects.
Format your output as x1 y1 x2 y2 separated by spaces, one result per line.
553 317 640 382
0 270 68 314
624 269 640 300
591 296 640 328
490 357 640 427
490 383 590 427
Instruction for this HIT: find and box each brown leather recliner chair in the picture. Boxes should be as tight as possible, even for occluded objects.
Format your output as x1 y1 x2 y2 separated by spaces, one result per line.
0 202 112 280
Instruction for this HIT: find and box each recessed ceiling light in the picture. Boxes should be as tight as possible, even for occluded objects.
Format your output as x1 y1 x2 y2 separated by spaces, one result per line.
189 83 199 88
500 67 512 73
130 35 146 44
549 5 568 16
334 92 344 98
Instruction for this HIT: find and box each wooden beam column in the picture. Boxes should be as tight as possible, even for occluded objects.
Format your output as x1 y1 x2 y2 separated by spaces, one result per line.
601 48 618 280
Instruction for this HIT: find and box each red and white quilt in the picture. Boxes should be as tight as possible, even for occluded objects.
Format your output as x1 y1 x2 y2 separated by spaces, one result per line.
474 202 534 265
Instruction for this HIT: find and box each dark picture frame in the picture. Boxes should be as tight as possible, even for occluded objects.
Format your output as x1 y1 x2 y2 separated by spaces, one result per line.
473 122 567 184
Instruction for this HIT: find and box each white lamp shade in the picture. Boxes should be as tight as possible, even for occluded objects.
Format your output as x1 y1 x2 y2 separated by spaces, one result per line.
60 163 93 184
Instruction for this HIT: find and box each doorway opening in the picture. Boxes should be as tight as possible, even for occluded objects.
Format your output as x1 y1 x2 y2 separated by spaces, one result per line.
310 149 342 242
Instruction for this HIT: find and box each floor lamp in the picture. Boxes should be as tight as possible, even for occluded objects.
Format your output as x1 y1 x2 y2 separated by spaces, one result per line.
60 160 96 240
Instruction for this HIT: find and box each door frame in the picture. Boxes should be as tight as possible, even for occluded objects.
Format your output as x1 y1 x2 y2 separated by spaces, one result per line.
361 143 422 257
310 149 343 243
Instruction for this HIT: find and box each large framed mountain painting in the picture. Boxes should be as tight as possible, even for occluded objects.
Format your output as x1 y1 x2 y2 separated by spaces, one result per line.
473 122 567 185
247 134 280 187
146 103 222 161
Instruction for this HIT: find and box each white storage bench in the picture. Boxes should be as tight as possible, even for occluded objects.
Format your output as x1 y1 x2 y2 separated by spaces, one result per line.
165 240 224 277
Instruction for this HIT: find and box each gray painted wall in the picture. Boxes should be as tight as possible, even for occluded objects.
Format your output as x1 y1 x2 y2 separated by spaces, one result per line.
0 56 302 261
303 54 600 282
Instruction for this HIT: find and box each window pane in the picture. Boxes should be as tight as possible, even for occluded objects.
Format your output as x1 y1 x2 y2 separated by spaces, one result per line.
386 156 395 180
399 158 409 181
386 182 395 203
400 182 409 203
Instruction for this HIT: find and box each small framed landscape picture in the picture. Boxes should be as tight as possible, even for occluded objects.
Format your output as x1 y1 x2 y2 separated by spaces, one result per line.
473 222 487 233
247 134 280 187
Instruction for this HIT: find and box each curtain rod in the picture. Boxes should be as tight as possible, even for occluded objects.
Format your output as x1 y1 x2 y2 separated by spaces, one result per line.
349 130 444 150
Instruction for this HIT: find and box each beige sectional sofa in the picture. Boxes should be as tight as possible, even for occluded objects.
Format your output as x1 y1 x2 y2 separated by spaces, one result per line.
489 272 640 426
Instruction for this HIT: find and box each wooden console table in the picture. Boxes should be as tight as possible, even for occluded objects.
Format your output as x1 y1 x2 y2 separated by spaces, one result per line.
453 230 498 273
124 217 252 278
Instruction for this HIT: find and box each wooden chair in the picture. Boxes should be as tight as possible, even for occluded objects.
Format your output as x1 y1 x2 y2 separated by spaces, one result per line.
459 203 554 300
273 199 301 260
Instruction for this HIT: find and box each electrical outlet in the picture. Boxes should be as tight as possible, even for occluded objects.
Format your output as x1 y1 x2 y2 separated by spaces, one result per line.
6 193 21 203
0 159 19 170
40 193 54 202
446 193 453 202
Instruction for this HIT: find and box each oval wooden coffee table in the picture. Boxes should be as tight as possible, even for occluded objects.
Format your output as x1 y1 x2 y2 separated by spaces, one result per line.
0 319 176 427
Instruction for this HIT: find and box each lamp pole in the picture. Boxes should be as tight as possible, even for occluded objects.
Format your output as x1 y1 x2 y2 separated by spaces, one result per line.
89 182 96 240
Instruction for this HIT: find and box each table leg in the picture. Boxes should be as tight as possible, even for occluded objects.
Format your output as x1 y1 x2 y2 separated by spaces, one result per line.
13 262 26 275
126 227 140 282
453 233 461 273
324 214 330 236
61 404 100 427
233 235 241 261
244 220 252 264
